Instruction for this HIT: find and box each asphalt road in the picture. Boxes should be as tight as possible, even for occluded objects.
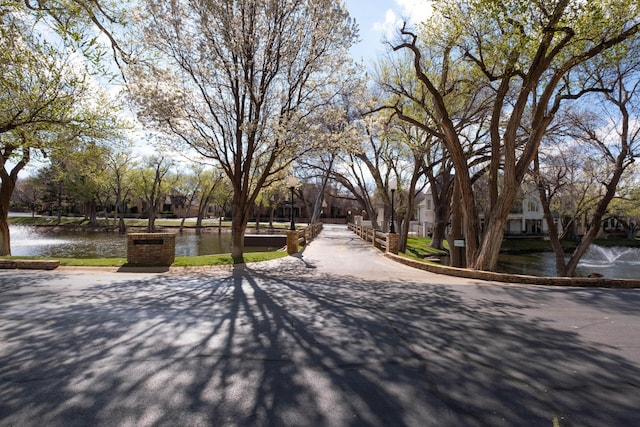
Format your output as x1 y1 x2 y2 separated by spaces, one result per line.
0 225 639 426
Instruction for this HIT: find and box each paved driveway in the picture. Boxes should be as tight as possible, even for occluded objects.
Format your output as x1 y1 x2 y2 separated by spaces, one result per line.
0 225 639 426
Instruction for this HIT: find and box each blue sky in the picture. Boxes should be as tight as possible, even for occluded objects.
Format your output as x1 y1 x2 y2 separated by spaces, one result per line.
344 0 433 63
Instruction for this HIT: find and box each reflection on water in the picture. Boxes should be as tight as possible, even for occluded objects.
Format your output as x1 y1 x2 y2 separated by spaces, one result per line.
9 225 277 258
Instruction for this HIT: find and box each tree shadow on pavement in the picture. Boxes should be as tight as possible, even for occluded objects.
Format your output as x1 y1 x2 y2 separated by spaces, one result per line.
0 264 638 426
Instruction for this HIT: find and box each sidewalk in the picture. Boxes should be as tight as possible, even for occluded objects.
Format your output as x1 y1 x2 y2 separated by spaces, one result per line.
282 224 485 285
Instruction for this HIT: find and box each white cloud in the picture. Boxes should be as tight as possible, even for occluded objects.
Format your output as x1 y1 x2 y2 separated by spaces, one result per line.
372 0 433 39
397 0 433 24
372 9 401 39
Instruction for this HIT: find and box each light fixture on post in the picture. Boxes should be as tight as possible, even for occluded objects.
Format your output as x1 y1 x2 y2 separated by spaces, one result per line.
389 178 397 233
286 176 298 231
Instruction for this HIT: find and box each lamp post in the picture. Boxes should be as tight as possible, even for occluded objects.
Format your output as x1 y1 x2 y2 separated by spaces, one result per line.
389 178 397 233
286 176 298 230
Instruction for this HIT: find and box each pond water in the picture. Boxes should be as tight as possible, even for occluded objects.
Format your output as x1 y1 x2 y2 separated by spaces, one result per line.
9 225 277 258
497 245 640 279
9 225 640 279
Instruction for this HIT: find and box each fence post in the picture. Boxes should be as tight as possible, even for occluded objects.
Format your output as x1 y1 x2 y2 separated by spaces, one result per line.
286 230 298 255
386 233 399 255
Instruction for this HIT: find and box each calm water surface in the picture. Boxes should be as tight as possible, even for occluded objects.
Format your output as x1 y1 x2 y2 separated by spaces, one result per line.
497 245 640 279
10 225 277 258
9 225 640 279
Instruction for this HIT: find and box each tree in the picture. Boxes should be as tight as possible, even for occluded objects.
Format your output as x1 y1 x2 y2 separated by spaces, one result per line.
535 54 640 276
62 143 111 225
332 114 397 231
394 0 640 271
173 164 225 234
106 145 136 234
131 155 175 232
299 75 366 225
0 2 127 255
128 0 357 261
608 177 640 240
377 41 490 254
11 176 43 216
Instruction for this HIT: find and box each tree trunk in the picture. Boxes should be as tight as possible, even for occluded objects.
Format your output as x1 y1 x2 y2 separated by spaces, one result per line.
312 155 334 224
255 201 262 231
430 203 449 250
269 205 275 228
447 180 464 268
88 200 98 226
429 173 453 250
399 191 417 253
230 190 250 262
56 183 63 224
472 218 506 271
196 205 206 236
118 214 126 234
0 186 13 256
147 203 156 232
231 210 246 262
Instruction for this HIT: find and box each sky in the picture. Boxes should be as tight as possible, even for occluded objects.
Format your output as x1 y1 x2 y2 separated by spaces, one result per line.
343 0 433 64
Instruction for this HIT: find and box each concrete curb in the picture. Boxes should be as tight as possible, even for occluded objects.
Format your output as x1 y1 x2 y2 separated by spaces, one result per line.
0 259 60 270
385 253 640 289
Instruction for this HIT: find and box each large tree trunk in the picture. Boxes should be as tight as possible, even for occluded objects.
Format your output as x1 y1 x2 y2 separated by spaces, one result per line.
0 160 22 256
447 180 464 268
230 190 251 262
0 186 12 256
429 173 453 250
231 203 246 262
470 187 518 271
88 200 98 226
472 218 506 271
430 202 450 250
147 202 156 232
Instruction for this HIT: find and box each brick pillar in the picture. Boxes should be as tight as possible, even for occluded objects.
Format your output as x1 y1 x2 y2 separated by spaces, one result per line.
386 233 399 255
286 230 298 255
127 233 176 266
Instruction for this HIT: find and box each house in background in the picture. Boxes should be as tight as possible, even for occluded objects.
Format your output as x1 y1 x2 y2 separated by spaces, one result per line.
416 185 562 238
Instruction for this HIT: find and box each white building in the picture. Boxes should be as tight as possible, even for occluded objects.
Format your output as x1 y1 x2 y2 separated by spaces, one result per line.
417 185 562 238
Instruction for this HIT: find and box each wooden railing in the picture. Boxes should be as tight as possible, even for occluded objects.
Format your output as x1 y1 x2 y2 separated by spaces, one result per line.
298 223 323 247
287 223 323 254
348 223 398 254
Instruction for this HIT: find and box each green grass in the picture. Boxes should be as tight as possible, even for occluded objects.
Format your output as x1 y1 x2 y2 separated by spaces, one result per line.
172 251 288 266
1 250 288 267
593 237 640 247
8 216 94 226
404 237 449 260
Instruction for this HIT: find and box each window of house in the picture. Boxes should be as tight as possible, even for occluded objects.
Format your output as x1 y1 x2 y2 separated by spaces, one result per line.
528 200 538 212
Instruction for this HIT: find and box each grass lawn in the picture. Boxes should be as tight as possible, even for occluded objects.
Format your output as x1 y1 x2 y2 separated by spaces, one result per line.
1 251 289 267
404 237 449 260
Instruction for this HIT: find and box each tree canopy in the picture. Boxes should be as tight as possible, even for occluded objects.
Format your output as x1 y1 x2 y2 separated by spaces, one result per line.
127 0 358 260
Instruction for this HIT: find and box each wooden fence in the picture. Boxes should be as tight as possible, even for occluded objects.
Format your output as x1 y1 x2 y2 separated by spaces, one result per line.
287 223 323 254
347 223 398 254
298 223 323 247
